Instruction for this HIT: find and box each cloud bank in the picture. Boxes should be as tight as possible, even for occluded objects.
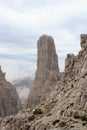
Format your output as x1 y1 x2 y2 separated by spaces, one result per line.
0 0 87 81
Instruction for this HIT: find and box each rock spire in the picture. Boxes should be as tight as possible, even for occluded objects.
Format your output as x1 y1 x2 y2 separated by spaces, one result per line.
27 34 60 108
1 34 87 130
36 34 59 80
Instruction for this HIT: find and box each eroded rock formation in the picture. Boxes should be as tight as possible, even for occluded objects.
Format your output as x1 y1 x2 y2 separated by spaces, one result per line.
37 34 59 80
1 34 87 130
0 66 21 117
48 34 87 117
27 34 60 108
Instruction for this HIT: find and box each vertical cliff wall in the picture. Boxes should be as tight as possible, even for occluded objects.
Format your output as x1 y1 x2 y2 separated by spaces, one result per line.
0 66 21 117
27 35 60 108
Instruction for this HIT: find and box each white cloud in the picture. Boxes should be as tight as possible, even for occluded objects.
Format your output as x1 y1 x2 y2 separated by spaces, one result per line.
0 0 87 80
0 44 37 55
0 0 87 31
0 58 36 81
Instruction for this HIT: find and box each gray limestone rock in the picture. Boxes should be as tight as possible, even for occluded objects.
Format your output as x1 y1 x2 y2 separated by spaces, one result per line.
0 66 21 117
80 34 87 50
37 34 59 80
27 34 60 108
1 34 87 130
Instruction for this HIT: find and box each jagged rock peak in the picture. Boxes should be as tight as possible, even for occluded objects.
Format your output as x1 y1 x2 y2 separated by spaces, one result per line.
80 34 87 50
1 34 87 130
0 66 22 117
27 34 60 108
0 66 5 81
36 34 59 80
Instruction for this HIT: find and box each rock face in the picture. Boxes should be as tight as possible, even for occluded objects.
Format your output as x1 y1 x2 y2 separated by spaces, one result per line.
48 34 87 117
27 35 59 108
80 34 87 50
37 35 59 80
0 66 21 117
1 34 87 130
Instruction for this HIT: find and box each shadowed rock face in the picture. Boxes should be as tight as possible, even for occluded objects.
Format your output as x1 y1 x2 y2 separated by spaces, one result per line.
0 66 22 117
27 35 60 108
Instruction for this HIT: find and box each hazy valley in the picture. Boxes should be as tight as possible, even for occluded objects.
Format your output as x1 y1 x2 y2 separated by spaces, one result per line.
13 77 33 104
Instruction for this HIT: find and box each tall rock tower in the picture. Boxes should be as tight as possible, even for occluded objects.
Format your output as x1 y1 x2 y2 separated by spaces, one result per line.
36 34 59 80
0 66 21 117
27 35 59 108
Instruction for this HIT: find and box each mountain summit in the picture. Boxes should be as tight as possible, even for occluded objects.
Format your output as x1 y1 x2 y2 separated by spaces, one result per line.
27 35 60 108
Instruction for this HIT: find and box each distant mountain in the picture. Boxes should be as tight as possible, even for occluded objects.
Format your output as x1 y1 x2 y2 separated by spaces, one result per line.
12 77 33 105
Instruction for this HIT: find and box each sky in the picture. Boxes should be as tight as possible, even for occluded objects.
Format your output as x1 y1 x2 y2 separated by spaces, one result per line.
0 0 87 81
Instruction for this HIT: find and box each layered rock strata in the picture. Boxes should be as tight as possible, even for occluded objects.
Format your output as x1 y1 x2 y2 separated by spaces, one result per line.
0 66 21 117
27 34 60 108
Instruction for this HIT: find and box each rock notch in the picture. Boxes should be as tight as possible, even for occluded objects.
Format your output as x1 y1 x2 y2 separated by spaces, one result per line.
0 66 21 117
27 34 60 108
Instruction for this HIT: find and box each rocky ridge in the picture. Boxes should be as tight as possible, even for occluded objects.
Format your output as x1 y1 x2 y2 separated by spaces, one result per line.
0 66 21 118
0 34 87 130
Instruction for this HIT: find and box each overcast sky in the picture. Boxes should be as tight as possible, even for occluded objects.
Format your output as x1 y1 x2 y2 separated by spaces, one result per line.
0 0 87 81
